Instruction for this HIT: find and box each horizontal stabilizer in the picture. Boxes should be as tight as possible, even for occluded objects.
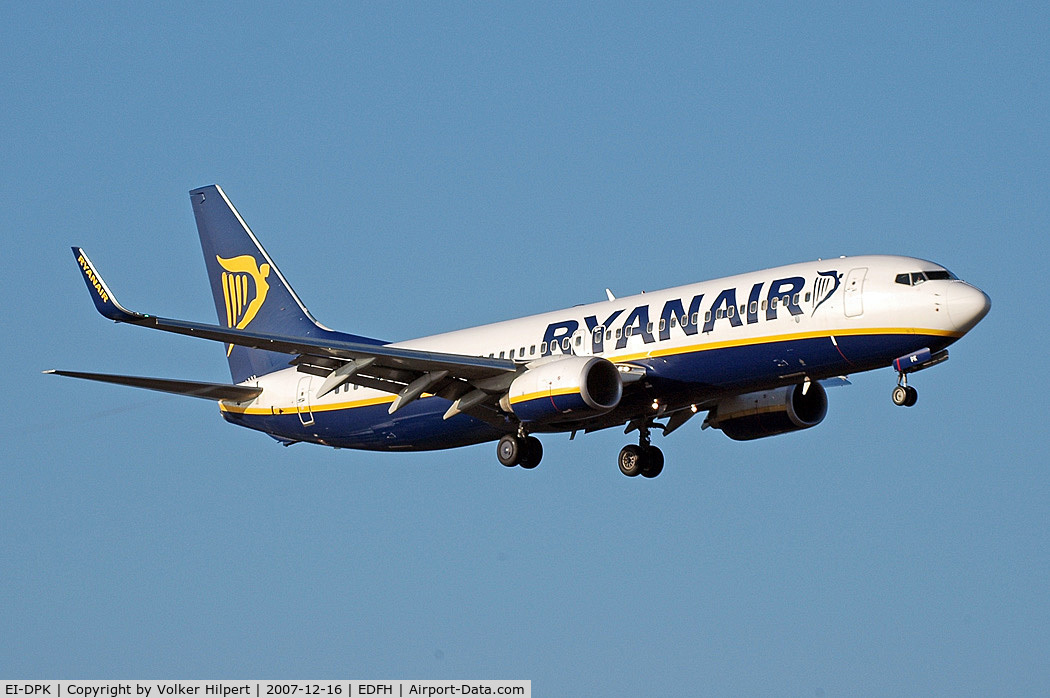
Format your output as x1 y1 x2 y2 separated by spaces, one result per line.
44 370 262 402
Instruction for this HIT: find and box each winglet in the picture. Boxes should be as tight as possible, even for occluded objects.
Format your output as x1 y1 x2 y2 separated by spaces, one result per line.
71 247 142 322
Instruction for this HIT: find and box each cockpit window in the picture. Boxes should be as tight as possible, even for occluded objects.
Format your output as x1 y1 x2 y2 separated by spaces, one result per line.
895 269 959 285
924 269 958 281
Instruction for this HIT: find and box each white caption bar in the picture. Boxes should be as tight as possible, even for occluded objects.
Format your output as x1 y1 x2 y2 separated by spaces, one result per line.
1 682 530 698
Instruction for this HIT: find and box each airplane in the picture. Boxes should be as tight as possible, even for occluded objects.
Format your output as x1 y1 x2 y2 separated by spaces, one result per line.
48 185 991 477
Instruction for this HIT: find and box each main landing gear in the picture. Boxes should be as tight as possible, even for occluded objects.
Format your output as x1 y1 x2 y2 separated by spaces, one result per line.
892 374 918 407
497 431 543 469
618 422 664 479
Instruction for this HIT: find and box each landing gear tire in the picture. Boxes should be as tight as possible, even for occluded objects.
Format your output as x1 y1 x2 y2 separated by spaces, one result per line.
618 444 645 477
519 436 543 469
498 434 543 468
641 446 664 478
892 385 918 407
497 435 521 467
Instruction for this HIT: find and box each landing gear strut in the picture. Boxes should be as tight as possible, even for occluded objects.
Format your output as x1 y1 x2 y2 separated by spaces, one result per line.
892 373 918 407
618 422 664 478
497 432 543 469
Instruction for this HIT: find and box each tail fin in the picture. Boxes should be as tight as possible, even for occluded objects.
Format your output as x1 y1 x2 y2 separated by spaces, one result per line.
191 184 360 383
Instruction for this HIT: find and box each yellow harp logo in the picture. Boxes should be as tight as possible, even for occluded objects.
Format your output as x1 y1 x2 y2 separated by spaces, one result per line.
217 254 271 355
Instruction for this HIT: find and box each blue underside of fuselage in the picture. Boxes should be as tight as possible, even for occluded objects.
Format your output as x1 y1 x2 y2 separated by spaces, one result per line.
223 332 955 451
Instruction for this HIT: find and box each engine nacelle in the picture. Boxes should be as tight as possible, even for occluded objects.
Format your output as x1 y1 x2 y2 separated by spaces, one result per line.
707 382 828 441
505 356 623 424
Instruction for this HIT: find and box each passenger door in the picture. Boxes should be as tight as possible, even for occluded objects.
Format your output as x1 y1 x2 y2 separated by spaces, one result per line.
844 267 867 317
296 376 315 426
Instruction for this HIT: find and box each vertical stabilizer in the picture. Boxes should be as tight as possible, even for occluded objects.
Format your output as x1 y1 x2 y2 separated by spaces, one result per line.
190 185 361 383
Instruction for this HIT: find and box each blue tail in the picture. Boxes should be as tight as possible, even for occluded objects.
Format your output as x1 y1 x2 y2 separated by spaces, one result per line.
191 184 381 383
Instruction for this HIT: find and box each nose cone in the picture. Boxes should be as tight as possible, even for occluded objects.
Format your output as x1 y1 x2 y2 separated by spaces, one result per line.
946 282 991 332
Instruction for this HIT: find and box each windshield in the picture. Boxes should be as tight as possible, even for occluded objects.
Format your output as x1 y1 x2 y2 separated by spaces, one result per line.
895 269 959 285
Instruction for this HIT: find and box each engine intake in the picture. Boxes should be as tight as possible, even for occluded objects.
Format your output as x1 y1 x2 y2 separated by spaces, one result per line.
506 356 622 423
707 382 828 441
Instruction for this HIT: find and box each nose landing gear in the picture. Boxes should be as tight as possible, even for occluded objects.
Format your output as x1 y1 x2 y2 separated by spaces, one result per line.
891 347 949 407
892 374 918 407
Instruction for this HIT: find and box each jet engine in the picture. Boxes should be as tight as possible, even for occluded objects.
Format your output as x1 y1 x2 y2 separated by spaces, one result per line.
504 356 622 423
706 382 828 441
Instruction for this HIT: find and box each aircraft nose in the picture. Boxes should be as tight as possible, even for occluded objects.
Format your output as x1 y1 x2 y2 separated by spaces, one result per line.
946 282 991 332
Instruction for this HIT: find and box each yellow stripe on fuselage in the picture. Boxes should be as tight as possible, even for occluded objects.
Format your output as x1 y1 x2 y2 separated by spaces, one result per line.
221 327 960 415
613 326 961 363
220 393 397 416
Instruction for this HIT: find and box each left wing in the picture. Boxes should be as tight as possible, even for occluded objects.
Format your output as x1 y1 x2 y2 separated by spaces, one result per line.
70 247 519 419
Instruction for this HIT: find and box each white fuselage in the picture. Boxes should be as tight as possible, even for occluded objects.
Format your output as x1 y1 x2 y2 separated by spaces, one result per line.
227 254 989 444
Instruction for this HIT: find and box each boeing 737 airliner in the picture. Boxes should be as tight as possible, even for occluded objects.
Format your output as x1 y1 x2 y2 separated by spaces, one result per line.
49 185 991 477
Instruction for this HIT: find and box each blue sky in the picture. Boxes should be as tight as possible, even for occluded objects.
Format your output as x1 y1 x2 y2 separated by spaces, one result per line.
2 2 1047 693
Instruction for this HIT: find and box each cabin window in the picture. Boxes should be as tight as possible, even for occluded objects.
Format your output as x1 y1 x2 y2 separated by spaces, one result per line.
499 351 505 358
509 348 515 359
659 319 666 332
804 292 811 303
574 335 582 346
761 300 767 311
529 345 536 355
691 312 699 325
704 311 711 323
670 316 677 328
727 306 735 319
520 346 526 356
540 342 547 353
646 322 653 333
606 329 613 341
562 338 571 351
625 326 633 337
750 301 758 314
770 297 778 309
793 294 800 305
616 328 622 339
